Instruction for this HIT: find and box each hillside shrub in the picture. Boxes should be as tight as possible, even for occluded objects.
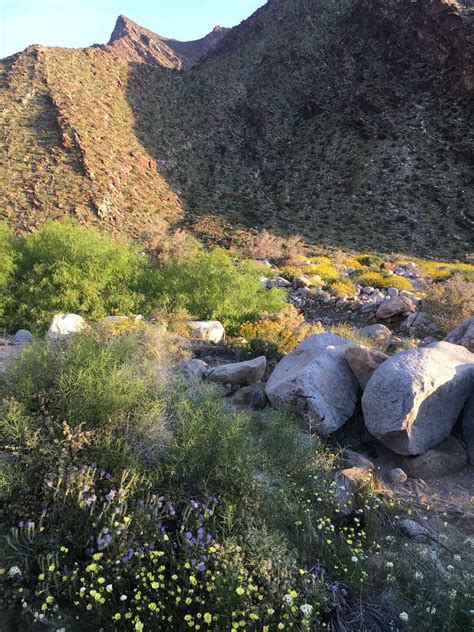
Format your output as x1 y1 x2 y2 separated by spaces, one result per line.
355 254 384 267
237 305 323 358
145 248 286 333
244 230 305 265
423 274 474 335
330 280 357 298
0 222 15 326
5 221 145 331
356 271 413 291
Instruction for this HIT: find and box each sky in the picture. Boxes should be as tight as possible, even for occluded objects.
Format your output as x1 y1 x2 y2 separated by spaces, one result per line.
0 0 267 58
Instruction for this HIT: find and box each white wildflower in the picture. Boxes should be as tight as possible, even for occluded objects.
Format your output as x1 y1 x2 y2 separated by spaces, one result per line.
453 554 461 562
385 561 394 569
8 566 22 577
120 594 128 601
351 556 358 563
399 612 409 622
283 594 294 606
300 604 313 618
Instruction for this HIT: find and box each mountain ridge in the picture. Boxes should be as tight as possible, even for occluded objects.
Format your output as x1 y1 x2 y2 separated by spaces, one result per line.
0 0 473 257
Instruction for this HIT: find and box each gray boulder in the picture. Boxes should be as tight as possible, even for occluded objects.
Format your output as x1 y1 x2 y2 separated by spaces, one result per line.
14 329 33 345
363 342 474 455
400 518 430 542
47 313 86 340
206 356 267 386
189 321 225 344
445 316 474 353
175 359 208 385
265 334 359 434
334 467 372 517
345 346 388 389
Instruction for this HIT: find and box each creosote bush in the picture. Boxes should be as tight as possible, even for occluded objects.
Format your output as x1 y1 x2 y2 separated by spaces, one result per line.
423 274 474 335
356 271 413 292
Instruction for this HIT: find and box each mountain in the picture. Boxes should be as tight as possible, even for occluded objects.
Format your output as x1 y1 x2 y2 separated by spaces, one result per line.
1 0 473 256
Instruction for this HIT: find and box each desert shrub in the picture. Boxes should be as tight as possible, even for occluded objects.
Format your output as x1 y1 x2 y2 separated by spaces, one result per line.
148 227 201 264
0 222 15 326
244 230 305 265
145 248 286 333
237 305 323 358
356 271 413 291
423 274 474 335
1 325 170 433
330 280 357 298
6 221 145 331
328 323 377 348
356 254 384 267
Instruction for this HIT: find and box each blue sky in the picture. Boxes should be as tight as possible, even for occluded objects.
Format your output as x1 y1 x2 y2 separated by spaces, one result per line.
0 0 267 58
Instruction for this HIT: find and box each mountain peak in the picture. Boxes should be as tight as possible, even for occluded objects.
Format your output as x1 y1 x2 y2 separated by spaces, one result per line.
106 15 229 69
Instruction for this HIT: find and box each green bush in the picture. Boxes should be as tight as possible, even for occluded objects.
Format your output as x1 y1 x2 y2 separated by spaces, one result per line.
0 222 15 326
145 248 286 333
5 220 145 331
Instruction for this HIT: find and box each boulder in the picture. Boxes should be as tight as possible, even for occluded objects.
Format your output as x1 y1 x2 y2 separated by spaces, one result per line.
334 467 372 517
13 329 33 345
345 346 388 389
387 468 408 484
362 342 474 455
232 383 268 409
175 359 208 385
189 321 225 344
265 334 360 434
359 324 392 351
445 316 474 353
376 295 416 320
343 448 376 472
402 436 468 478
207 356 267 386
46 314 86 340
461 394 474 464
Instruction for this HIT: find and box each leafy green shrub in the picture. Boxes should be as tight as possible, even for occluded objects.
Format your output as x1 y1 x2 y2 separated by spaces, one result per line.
145 248 286 333
5 220 145 331
356 271 413 291
0 222 15 326
423 274 474 335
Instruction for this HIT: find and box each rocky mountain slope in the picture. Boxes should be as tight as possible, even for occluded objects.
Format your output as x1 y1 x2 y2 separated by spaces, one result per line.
0 0 473 255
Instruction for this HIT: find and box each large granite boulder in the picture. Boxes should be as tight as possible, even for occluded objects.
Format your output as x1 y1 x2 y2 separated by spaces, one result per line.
265 334 359 434
206 356 267 386
46 314 86 340
345 346 388 389
445 316 474 353
362 342 474 455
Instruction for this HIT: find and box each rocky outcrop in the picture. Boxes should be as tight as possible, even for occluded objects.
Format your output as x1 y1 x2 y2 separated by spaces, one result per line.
206 356 267 386
363 342 474 455
266 334 359 434
345 346 388 389
359 324 392 351
445 316 474 352
46 314 86 340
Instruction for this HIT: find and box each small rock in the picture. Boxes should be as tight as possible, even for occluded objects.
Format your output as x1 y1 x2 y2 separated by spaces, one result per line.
445 316 474 353
251 388 268 410
345 346 388 390
207 356 267 386
343 448 376 471
14 329 33 345
399 518 430 542
386 288 399 298
376 296 416 320
46 314 86 340
387 468 408 484
189 321 225 344
175 359 208 385
359 324 392 351
334 467 372 517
